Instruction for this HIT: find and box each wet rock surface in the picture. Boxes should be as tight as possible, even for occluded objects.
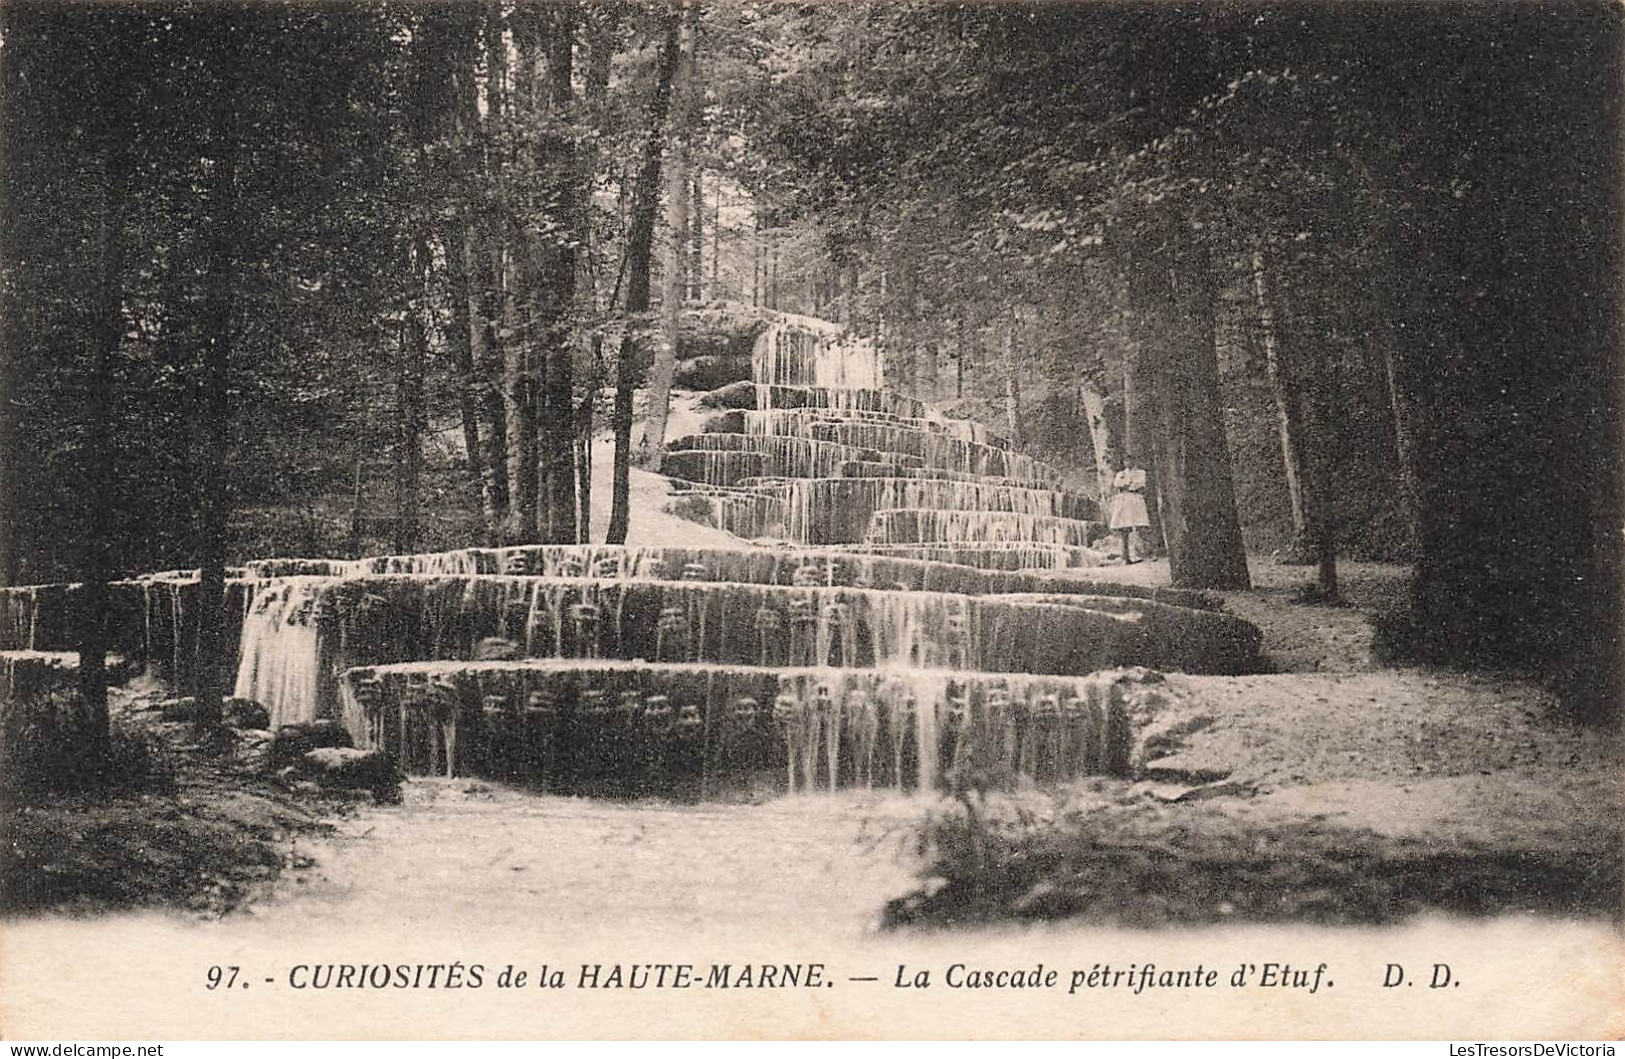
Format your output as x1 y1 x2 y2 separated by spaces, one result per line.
268 720 353 769
299 747 399 798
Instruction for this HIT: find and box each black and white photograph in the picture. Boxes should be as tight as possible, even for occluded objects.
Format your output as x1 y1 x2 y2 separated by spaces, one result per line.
0 0 1620 1042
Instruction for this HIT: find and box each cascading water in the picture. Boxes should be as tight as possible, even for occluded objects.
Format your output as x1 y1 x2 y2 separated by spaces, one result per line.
669 313 1094 549
336 660 1162 795
0 309 1259 799
234 579 328 729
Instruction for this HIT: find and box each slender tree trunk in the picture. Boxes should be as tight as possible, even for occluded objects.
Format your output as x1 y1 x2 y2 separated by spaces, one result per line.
424 13 488 541
1002 309 1023 447
577 379 595 542
455 10 508 543
1079 383 1116 507
396 237 430 554
843 261 859 326
925 339 938 404
711 189 721 297
689 168 704 301
769 239 778 310
538 6 580 544
1375 283 1425 562
609 12 682 542
608 333 640 543
504 253 538 543
574 7 619 544
349 458 364 559
636 0 696 464
1122 339 1165 554
194 16 242 732
0 160 16 585
77 115 135 772
446 220 487 533
502 11 541 551
487 6 536 544
469 231 510 542
1252 243 1309 555
1254 242 1337 593
751 217 761 307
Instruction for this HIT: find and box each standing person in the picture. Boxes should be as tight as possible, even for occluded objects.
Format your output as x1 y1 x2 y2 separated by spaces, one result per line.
1108 458 1151 564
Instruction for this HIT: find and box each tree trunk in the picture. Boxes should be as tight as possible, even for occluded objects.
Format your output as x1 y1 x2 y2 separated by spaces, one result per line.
609 11 682 543
1251 243 1308 552
194 16 242 733
1253 242 1337 594
1002 310 1023 447
452 11 506 543
539 6 580 544
711 188 721 296
1122 339 1166 555
77 110 135 773
636 0 695 464
608 333 640 544
445 220 487 534
1147 243 1251 590
0 166 16 584
425 13 487 541
689 168 704 301
1079 383 1115 507
504 252 538 543
469 230 510 542
769 240 778 310
843 261 859 327
574 6 618 545
487 7 536 545
1377 308 1425 562
751 223 761 307
396 237 430 554
577 382 595 543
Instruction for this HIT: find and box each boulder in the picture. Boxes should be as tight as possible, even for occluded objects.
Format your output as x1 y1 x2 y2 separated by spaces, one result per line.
697 381 756 410
700 410 747 434
269 719 353 769
224 697 270 730
233 729 274 770
156 696 197 723
675 354 751 391
300 747 399 798
154 696 270 730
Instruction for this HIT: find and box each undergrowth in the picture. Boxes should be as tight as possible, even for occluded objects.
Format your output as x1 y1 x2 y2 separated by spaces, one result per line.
884 784 1622 929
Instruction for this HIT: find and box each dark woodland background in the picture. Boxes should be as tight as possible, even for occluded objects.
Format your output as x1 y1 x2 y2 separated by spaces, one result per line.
0 1 1619 722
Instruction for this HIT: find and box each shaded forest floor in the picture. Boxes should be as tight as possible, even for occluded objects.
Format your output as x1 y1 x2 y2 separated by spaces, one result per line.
0 687 349 918
886 556 1622 927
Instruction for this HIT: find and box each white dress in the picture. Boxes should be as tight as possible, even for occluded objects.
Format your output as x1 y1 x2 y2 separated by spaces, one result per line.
1107 468 1150 530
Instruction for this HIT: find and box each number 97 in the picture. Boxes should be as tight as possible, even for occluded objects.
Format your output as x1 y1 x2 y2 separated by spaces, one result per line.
206 965 241 990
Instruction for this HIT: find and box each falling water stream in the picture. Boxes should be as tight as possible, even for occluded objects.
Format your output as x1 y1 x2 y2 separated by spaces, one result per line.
0 310 1262 797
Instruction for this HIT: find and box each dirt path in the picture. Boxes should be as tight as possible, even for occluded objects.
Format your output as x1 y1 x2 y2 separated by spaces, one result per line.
582 389 750 548
5 775 1619 1040
255 781 926 945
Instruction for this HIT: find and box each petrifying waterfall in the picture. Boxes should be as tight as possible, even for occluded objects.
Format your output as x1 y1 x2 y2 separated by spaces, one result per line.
663 316 1096 553
0 308 1263 799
